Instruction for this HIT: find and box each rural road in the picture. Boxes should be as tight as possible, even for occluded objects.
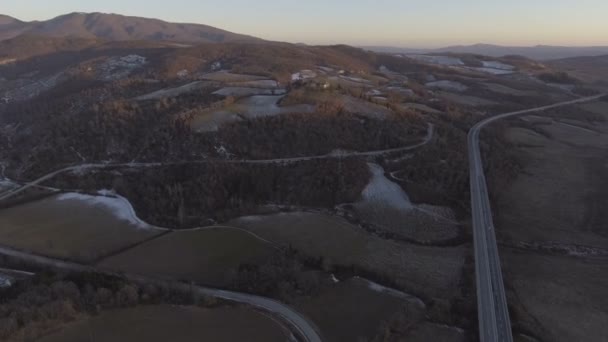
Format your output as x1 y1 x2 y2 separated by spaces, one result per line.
468 94 605 342
0 123 433 201
0 245 322 342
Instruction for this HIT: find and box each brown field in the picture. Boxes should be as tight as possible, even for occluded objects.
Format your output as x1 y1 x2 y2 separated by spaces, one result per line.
200 71 268 82
297 277 423 342
36 305 288 342
0 195 159 263
99 228 275 287
490 101 608 341
229 212 465 301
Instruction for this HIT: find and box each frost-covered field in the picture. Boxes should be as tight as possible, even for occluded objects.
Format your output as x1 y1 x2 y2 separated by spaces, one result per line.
0 193 159 262
136 81 208 100
354 164 461 244
193 95 314 132
230 79 280 88
359 163 413 210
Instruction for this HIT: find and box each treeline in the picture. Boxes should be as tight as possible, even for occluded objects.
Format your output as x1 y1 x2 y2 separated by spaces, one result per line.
0 271 221 341
50 159 371 228
216 112 427 159
389 122 471 211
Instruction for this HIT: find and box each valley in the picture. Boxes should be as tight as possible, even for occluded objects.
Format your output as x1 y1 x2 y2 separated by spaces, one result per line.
0 12 606 342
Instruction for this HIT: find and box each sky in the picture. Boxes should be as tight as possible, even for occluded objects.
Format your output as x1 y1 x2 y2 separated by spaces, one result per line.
3 0 608 48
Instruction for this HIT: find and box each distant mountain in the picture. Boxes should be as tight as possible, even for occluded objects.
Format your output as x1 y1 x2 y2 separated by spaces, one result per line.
0 12 261 43
365 43 608 60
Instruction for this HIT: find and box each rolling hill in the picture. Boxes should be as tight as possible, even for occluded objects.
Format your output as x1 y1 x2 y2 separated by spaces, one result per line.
366 43 608 60
0 12 260 43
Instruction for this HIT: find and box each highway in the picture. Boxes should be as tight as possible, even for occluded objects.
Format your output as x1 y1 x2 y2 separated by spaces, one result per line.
468 94 605 342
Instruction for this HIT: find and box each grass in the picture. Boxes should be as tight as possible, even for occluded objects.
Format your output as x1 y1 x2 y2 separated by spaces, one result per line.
490 107 608 342
36 305 287 342
0 195 159 263
229 212 465 301
98 228 275 287
297 277 422 342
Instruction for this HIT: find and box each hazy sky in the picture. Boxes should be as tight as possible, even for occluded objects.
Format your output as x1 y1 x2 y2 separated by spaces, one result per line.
4 0 607 47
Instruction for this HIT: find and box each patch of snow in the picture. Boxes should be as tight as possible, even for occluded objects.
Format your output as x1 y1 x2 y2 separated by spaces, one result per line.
472 67 514 75
355 277 426 307
339 75 371 84
291 70 317 82
330 274 340 283
387 87 415 97
426 80 468 92
482 61 515 70
211 61 222 71
0 275 12 288
318 66 335 73
366 89 383 97
176 69 189 78
98 55 147 81
55 192 149 229
361 163 413 210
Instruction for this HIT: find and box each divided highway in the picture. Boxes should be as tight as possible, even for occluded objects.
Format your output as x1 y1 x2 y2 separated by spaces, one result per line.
468 94 605 342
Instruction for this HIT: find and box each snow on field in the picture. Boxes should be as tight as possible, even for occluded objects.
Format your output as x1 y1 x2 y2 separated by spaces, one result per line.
425 80 468 92
472 67 514 75
360 163 413 210
339 75 371 84
195 95 314 132
291 70 317 82
213 87 287 97
317 66 335 74
56 192 149 229
136 81 206 100
98 55 147 81
407 55 464 66
387 87 415 97
482 61 515 70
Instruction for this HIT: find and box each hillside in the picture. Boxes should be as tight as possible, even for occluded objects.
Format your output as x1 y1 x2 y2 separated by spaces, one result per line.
548 55 608 84
0 12 260 43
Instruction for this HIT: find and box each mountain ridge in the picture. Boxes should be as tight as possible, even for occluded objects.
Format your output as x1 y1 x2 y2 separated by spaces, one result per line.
0 12 261 44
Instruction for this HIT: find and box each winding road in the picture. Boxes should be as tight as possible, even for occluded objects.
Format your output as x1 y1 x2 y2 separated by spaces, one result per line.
468 94 605 342
0 124 433 202
0 244 322 342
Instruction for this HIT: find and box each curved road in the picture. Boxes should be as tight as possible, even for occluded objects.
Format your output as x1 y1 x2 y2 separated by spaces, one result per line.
0 244 322 342
0 124 433 201
468 94 605 342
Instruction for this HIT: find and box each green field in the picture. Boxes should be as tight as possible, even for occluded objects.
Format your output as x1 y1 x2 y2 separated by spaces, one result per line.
99 227 275 287
36 305 287 342
0 195 159 263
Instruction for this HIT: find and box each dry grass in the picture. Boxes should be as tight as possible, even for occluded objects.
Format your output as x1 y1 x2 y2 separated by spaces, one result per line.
0 195 159 263
99 228 275 287
491 104 608 342
229 212 465 300
36 305 287 342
